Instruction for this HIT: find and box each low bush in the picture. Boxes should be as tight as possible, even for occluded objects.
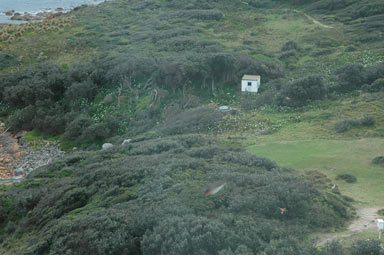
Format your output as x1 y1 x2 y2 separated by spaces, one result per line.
63 114 93 140
351 239 384 255
334 64 365 93
276 74 326 107
160 106 223 135
279 49 297 60
368 78 384 92
281 40 299 52
364 63 384 85
334 115 376 133
372 156 384 166
359 115 376 126
336 174 357 183
7 105 36 132
174 9 225 21
352 3 384 18
321 241 344 255
306 0 350 12
0 134 354 254
0 53 19 70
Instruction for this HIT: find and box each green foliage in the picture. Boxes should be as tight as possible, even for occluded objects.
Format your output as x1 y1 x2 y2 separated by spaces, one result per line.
160 106 223 135
0 135 354 254
336 173 357 183
334 115 376 133
1 63 67 107
351 239 384 255
0 53 19 70
334 64 365 93
320 241 344 255
365 78 384 92
142 215 230 255
276 75 326 108
372 156 384 166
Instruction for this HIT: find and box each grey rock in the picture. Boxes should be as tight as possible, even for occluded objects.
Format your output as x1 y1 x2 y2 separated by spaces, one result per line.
102 143 113 150
122 139 132 145
14 167 24 176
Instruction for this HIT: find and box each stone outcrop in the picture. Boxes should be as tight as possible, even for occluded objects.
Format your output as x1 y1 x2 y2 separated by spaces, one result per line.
0 124 64 184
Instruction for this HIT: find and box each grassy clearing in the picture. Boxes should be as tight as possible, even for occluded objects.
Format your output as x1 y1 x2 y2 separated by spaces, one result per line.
219 93 384 207
246 138 384 206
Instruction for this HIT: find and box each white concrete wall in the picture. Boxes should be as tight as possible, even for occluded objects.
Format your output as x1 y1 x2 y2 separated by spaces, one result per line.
241 79 260 93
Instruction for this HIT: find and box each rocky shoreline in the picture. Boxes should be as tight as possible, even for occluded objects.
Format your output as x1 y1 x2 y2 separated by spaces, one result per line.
0 123 65 185
1 0 106 23
4 9 65 22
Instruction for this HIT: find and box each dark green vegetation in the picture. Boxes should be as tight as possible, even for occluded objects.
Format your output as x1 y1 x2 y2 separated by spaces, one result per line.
0 0 384 254
336 174 357 183
334 115 376 133
0 135 353 254
372 156 384 167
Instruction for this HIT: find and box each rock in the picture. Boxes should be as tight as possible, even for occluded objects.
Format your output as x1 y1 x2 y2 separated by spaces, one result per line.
4 10 15 16
14 152 21 159
37 52 47 61
102 143 113 150
10 143 19 153
103 94 115 105
4 154 11 163
14 167 24 176
122 139 132 145
56 7 64 11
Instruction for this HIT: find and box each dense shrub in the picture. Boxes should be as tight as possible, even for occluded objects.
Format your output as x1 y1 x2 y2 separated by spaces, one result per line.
336 174 357 183
306 0 350 11
1 63 67 107
0 53 19 70
142 215 231 255
7 105 36 132
364 63 384 85
174 9 225 21
160 106 223 135
279 50 298 60
65 80 98 101
367 78 384 92
352 3 384 18
0 135 354 254
281 40 299 52
334 119 360 133
64 114 93 140
372 156 384 166
321 241 344 255
276 74 326 107
351 239 384 255
359 115 376 126
334 115 376 133
334 64 365 93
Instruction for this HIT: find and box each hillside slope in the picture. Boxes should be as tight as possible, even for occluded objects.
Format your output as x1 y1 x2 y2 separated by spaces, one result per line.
0 0 384 254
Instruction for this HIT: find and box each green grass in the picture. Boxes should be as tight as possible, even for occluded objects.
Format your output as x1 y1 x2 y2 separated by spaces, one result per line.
246 139 384 206
218 93 384 207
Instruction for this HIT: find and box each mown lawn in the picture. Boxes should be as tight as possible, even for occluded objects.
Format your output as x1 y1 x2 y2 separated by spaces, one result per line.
246 138 384 206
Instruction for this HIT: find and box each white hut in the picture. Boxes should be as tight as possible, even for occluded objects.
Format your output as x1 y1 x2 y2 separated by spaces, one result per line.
241 75 261 93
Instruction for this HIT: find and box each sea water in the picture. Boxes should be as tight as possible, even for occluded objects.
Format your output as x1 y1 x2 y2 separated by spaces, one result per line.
0 0 105 23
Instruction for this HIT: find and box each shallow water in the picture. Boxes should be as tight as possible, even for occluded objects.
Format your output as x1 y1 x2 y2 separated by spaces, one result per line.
0 0 104 23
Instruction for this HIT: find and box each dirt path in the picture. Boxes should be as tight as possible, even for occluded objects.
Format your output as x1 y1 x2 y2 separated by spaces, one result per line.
317 207 383 246
292 10 334 29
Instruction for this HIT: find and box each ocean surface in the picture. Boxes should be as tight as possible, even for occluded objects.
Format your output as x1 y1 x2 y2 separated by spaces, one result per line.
0 0 105 23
